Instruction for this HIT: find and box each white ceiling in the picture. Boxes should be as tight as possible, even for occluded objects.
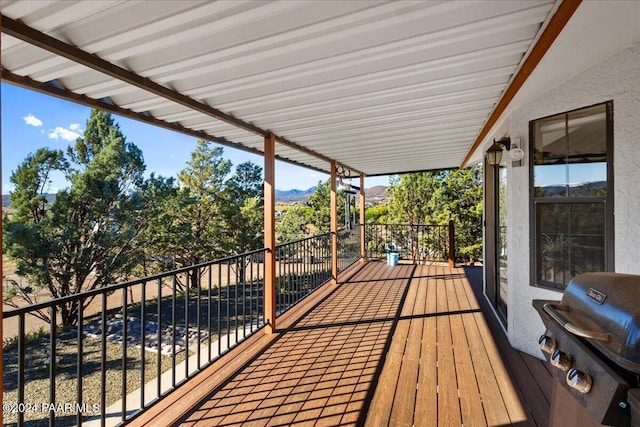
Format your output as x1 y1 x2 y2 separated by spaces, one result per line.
1 0 637 176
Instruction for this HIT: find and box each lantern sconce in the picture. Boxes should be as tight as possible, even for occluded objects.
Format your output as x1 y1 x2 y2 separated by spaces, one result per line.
485 137 509 167
485 136 524 167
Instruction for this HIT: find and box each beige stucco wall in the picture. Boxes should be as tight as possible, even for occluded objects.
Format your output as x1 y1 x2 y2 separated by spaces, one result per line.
488 39 640 357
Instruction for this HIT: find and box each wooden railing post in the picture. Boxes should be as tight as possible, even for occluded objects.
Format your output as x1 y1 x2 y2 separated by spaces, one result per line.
264 133 276 333
448 219 455 268
330 162 338 284
359 173 366 262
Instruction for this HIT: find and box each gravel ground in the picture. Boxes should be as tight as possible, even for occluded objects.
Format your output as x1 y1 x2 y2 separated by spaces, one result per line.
3 329 187 426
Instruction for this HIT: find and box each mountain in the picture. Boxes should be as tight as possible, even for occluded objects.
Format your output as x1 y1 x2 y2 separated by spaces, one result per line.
366 185 388 199
274 185 389 203
275 186 317 202
537 181 606 197
2 193 56 208
3 186 389 206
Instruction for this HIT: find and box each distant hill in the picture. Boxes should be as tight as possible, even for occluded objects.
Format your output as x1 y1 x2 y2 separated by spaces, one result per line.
275 186 317 202
3 186 389 207
366 185 388 198
2 193 56 208
537 181 606 197
275 185 389 203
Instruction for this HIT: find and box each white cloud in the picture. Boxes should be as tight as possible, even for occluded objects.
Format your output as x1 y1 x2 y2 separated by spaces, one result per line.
3 183 16 194
23 113 43 127
48 126 81 142
69 123 82 132
310 173 318 178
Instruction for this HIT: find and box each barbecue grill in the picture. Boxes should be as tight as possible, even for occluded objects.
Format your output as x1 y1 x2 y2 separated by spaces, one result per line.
533 272 640 427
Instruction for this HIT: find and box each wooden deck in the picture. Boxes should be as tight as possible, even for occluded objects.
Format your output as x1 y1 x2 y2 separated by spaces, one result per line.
133 261 551 427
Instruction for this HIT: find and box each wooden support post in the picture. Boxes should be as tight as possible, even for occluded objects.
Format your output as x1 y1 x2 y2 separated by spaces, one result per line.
264 133 276 333
330 162 338 284
448 219 455 268
359 173 366 262
1 12 5 416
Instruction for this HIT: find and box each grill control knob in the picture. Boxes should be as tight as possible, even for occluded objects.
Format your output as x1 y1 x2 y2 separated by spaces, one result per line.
539 335 557 354
551 350 572 371
567 368 592 394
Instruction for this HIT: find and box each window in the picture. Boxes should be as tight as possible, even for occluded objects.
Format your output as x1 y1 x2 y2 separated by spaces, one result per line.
530 102 613 290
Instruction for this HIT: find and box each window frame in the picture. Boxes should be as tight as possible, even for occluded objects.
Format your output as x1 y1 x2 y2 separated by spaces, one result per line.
529 101 615 291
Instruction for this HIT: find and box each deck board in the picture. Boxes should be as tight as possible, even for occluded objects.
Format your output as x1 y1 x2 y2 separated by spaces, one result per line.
147 262 552 427
415 272 437 427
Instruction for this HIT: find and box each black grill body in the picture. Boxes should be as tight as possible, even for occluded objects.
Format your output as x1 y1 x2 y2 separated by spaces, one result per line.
534 273 640 427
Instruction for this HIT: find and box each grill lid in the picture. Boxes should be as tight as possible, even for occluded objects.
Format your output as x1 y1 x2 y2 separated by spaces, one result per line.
551 272 640 374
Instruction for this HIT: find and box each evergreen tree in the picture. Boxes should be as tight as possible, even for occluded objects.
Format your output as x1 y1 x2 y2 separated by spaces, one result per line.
276 207 309 243
386 166 483 262
222 161 264 254
3 109 149 326
306 179 345 233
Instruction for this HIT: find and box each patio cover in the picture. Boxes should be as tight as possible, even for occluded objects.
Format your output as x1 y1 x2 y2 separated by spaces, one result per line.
1 0 638 176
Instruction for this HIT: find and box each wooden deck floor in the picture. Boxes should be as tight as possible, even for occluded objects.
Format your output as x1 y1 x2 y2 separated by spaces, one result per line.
138 261 551 427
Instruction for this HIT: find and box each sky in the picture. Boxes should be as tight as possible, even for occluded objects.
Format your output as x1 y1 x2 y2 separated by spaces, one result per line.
1 83 390 196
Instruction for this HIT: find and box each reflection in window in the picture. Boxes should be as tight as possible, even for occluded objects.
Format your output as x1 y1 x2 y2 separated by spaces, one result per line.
531 102 613 290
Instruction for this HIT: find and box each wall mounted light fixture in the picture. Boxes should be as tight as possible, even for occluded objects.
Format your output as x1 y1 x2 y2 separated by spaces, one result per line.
485 137 511 167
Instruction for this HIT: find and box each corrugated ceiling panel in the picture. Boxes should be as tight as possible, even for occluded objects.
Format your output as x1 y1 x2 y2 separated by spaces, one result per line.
1 0 560 176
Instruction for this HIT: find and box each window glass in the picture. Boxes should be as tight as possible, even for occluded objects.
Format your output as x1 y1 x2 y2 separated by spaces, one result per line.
534 103 607 198
567 163 607 197
531 102 612 290
536 203 605 287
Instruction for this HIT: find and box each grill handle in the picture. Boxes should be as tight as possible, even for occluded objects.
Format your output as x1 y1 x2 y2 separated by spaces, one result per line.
543 303 610 342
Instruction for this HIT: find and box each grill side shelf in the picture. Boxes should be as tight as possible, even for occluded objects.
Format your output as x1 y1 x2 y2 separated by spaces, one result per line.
543 303 610 342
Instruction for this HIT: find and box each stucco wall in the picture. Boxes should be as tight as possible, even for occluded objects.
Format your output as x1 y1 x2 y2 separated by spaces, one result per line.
494 39 640 357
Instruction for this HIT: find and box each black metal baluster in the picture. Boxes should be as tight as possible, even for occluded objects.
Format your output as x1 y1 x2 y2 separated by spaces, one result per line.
122 287 127 423
226 260 231 350
295 241 300 305
141 282 146 409
49 306 56 427
185 270 190 378
77 302 84 426
250 256 254 332
278 247 282 313
101 294 107 427
157 278 162 398
171 275 176 388
217 263 222 356
197 267 201 370
242 255 246 339
18 314 25 426
208 265 212 362
234 257 238 344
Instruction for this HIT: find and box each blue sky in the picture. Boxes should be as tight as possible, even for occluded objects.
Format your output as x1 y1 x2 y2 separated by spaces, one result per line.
2 83 389 195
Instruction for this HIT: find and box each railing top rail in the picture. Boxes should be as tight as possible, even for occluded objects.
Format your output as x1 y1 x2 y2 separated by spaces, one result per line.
6 228 362 319
3 247 268 318
364 223 446 227
275 231 332 247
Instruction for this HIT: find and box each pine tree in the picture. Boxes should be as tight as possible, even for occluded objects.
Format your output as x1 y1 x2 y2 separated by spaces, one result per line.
4 109 149 326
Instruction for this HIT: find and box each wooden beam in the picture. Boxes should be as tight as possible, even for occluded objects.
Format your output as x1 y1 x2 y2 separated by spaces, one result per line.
1 16 362 176
330 162 338 284
264 133 276 333
461 0 583 167
359 173 366 262
0 11 4 421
